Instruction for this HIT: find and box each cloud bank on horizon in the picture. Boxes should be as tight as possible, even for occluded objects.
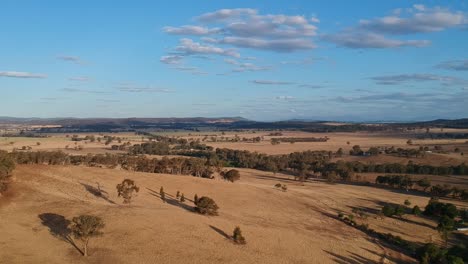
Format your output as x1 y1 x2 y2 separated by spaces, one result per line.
0 1 467 121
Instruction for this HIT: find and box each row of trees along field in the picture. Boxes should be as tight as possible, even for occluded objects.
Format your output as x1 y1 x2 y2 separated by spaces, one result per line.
0 150 15 194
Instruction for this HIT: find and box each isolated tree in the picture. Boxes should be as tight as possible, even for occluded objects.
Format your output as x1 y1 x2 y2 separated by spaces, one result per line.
382 204 395 217
336 148 344 157
412 205 422 216
194 194 199 205
69 215 104 257
160 186 165 202
417 178 431 192
222 169 240 182
195 196 219 215
180 193 185 202
281 184 288 192
116 179 139 204
404 199 411 207
437 215 455 246
232 226 246 244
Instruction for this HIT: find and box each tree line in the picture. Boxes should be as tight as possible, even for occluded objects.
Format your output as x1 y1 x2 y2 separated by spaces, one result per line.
0 150 15 194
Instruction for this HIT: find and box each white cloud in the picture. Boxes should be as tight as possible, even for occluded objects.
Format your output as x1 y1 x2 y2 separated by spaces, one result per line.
323 31 429 49
175 38 240 57
68 76 90 82
224 59 270 72
57 55 84 64
207 37 315 52
0 71 47 79
371 73 468 86
163 25 221 35
197 8 257 23
251 80 294 85
276 95 295 100
324 5 466 49
165 9 317 53
436 59 468 71
359 7 466 34
160 55 184 64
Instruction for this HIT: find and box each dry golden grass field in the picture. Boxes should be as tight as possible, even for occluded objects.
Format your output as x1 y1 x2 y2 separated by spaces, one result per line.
1 165 467 264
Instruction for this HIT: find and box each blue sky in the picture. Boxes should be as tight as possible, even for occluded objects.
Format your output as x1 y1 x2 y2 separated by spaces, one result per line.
0 0 467 121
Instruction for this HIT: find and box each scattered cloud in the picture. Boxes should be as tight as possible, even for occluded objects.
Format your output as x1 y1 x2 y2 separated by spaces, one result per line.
436 59 468 71
275 95 295 100
204 36 315 52
371 73 468 86
68 76 90 82
160 55 184 64
57 55 84 65
280 56 324 65
359 5 467 35
298 84 325 88
323 31 429 49
116 83 173 93
60 88 109 94
0 71 47 79
224 58 270 72
175 38 240 57
251 80 294 85
196 8 257 23
164 25 221 35
323 5 466 49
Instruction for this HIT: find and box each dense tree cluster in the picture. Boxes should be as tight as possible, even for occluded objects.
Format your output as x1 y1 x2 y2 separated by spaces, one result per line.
323 160 468 176
9 151 216 178
129 142 171 155
375 175 413 190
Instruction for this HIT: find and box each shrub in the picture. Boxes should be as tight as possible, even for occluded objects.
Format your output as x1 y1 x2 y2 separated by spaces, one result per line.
176 190 180 199
116 179 139 204
194 194 198 205
222 169 241 182
180 193 185 202
69 215 105 256
232 226 246 244
195 196 219 215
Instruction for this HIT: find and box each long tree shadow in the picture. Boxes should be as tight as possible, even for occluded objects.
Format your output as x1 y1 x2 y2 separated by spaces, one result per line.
209 225 232 241
324 250 378 264
362 247 415 264
80 182 116 204
146 188 194 212
38 213 83 255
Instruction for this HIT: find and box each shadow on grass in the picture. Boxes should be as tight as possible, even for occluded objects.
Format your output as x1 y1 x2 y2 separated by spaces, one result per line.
324 250 378 264
146 188 194 212
80 182 116 204
209 225 232 241
38 213 83 255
